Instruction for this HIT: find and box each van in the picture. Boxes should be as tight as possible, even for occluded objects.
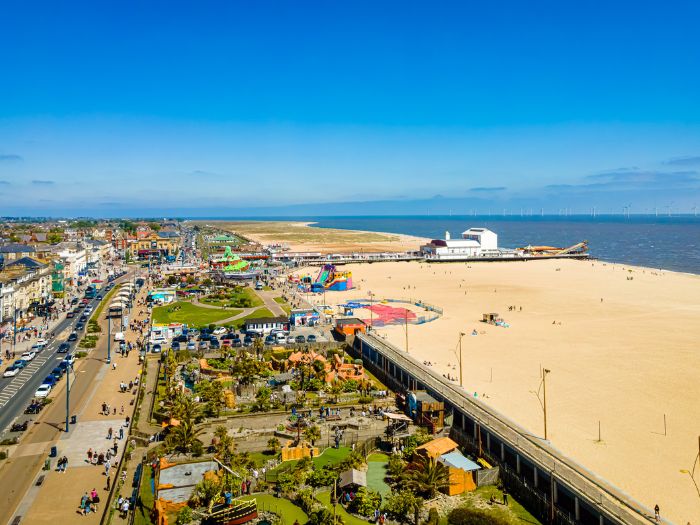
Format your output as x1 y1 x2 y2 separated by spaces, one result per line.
114 332 125 342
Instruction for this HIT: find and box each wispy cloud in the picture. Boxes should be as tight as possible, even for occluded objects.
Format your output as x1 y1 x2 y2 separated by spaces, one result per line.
663 155 700 167
546 169 700 193
0 154 23 162
190 170 217 176
469 186 507 192
31 179 55 185
0 180 10 186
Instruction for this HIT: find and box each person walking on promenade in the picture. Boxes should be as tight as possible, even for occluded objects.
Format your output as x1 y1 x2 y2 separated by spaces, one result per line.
654 504 660 521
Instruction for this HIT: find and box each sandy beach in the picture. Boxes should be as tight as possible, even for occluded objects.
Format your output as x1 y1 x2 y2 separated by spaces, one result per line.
297 258 700 523
204 220 429 253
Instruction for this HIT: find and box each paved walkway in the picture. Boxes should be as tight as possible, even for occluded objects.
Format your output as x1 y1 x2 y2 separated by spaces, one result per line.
255 289 286 317
9 278 150 524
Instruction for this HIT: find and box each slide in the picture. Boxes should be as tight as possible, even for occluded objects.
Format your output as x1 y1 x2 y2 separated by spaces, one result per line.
312 265 335 292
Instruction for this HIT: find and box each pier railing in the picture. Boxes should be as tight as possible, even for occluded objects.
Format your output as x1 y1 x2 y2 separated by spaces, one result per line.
357 333 660 525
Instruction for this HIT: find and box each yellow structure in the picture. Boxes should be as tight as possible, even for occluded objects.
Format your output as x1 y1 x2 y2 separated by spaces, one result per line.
281 440 319 462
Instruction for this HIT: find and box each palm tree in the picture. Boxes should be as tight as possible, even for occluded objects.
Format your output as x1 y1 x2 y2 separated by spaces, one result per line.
165 417 205 456
400 455 451 499
303 425 322 446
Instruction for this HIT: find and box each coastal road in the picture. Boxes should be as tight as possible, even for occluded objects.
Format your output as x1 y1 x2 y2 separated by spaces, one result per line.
0 271 134 525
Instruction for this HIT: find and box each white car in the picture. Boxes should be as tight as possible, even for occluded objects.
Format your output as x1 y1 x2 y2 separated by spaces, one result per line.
3 367 19 378
35 384 52 398
213 327 226 335
21 351 36 361
36 339 47 346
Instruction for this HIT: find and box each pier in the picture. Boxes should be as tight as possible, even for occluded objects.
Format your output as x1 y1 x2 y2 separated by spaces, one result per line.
351 333 657 525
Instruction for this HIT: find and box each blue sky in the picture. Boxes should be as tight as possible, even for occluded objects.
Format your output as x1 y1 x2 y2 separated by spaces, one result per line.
1 0 699 216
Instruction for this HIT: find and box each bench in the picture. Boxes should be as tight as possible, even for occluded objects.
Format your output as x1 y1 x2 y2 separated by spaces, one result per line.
11 516 22 525
35 475 45 486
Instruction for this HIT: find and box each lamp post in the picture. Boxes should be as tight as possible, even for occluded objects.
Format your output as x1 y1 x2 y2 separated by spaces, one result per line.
107 314 111 364
368 292 374 330
458 332 465 387
543 368 551 440
65 362 73 432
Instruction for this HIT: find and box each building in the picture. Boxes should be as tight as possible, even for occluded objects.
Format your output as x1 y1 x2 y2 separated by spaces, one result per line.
420 227 499 260
0 243 37 262
415 437 481 495
128 231 180 260
0 258 53 323
243 316 290 334
56 242 88 285
335 317 367 337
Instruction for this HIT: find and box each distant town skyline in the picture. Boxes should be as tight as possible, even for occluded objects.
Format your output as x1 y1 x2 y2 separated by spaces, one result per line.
1 1 699 216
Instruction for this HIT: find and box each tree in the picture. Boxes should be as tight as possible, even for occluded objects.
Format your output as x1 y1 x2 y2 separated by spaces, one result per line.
386 454 406 484
47 232 63 244
192 476 222 513
307 465 337 488
267 437 281 453
254 385 272 412
165 417 205 456
303 425 321 446
175 506 194 525
400 455 451 499
167 275 178 285
382 490 424 525
349 487 382 517
308 508 342 525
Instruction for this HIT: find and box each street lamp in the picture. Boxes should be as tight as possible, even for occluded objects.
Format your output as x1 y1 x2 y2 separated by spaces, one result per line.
458 332 465 386
679 435 700 499
542 368 551 441
107 314 111 364
65 362 73 432
368 292 374 330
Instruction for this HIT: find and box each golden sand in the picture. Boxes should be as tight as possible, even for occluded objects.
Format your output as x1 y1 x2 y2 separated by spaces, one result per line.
302 258 700 523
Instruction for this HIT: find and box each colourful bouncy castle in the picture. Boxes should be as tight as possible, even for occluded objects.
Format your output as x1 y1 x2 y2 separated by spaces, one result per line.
311 264 352 292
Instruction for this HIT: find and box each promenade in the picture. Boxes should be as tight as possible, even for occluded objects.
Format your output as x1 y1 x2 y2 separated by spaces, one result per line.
1 276 151 524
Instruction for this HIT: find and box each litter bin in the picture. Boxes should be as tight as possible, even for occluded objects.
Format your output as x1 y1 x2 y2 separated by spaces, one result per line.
70 415 77 424
43 459 51 471
49 445 57 457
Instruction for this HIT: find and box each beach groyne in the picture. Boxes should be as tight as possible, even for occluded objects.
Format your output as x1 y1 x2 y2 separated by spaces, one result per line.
352 332 659 525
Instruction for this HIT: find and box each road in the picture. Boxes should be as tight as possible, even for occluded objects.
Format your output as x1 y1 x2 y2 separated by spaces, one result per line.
0 293 103 439
0 271 134 525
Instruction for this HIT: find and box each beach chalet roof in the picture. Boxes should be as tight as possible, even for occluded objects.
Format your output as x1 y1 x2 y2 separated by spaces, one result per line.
438 451 481 472
415 437 459 458
429 239 480 248
339 469 367 489
0 243 36 254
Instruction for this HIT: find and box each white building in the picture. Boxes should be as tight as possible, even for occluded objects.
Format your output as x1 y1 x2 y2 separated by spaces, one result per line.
420 227 500 260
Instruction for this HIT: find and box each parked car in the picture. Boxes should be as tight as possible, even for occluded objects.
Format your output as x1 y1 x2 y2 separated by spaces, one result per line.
213 327 226 335
243 336 253 347
58 342 71 353
63 354 75 365
295 335 306 344
232 340 243 348
152 344 162 353
307 335 317 343
75 322 85 331
171 341 180 351
198 340 208 350
3 366 19 377
35 385 52 398
51 367 64 379
209 339 220 349
43 375 58 387
21 351 36 361
186 341 196 351
174 335 188 343
264 335 276 346
66 311 75 318
68 332 78 341
13 359 28 369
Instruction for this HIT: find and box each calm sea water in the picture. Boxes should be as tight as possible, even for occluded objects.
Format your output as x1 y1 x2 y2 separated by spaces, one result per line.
208 215 700 274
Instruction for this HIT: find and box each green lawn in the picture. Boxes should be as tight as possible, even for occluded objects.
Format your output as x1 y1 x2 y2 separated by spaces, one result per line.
132 465 155 525
94 283 121 319
453 485 542 525
152 301 239 326
228 308 275 329
366 460 390 496
200 287 263 308
240 494 308 525
273 296 287 304
316 491 372 525
312 446 352 469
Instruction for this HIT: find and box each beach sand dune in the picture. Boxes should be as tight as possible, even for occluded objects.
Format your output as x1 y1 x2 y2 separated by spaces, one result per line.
306 259 700 523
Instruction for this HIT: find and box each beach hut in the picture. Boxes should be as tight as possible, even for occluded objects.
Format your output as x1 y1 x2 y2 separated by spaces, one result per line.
482 312 499 324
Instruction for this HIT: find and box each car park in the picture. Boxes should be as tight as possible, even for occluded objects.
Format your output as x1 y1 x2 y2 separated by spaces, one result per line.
35 385 52 398
68 332 78 341
3 366 19 377
58 342 70 353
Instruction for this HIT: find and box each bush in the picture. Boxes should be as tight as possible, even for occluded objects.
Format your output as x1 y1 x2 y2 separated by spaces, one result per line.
349 487 382 517
382 490 423 522
295 488 318 514
448 507 508 525
358 396 374 405
75 351 88 359
426 507 439 525
0 450 7 460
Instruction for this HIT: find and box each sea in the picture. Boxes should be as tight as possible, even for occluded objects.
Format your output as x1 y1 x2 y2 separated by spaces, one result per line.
210 215 700 275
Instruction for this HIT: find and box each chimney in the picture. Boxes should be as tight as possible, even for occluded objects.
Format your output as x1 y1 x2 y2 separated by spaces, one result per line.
445 231 451 240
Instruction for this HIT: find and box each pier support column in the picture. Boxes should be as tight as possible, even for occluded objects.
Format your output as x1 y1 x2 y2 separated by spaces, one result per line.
486 433 491 452
574 496 580 521
552 478 558 504
599 514 604 525
533 468 538 488
473 423 478 440
500 442 505 462
516 454 521 475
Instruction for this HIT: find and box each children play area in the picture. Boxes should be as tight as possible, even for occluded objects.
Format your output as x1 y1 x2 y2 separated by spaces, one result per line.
290 264 353 292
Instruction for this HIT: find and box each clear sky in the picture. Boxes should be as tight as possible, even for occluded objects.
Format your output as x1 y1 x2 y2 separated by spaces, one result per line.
1 0 699 216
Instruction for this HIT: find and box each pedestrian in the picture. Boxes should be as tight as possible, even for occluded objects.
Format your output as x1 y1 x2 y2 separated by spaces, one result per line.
121 498 130 518
654 504 660 521
120 405 124 415
90 488 100 510
106 475 111 491
119 426 124 440
502 488 508 506
108 427 113 439
87 448 93 462
105 458 111 476
112 361 117 370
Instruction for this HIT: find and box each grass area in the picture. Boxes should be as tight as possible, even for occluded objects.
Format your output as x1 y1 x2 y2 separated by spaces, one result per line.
240 494 308 525
205 221 401 245
152 301 238 326
367 452 389 462
273 296 287 304
452 486 542 525
200 287 263 309
312 446 352 469
93 283 121 319
132 465 155 525
316 491 372 525
366 460 390 496
248 450 277 467
228 307 275 329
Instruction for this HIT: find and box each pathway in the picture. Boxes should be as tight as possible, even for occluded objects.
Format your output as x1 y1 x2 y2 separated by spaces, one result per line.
254 289 286 317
